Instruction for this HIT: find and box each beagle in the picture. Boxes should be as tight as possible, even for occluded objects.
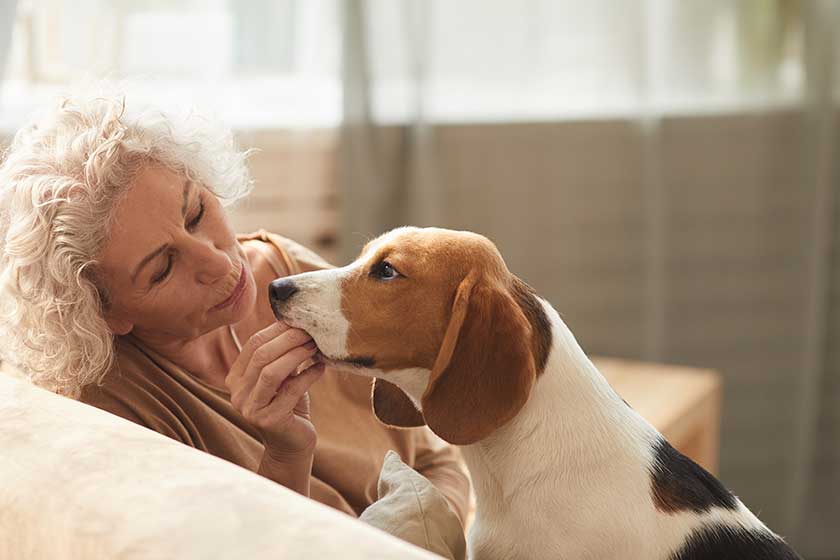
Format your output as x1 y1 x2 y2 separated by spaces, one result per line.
268 227 801 560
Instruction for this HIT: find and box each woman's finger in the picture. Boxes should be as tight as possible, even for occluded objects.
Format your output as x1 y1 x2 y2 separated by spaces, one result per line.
260 360 326 418
245 340 319 412
225 321 289 386
228 325 311 391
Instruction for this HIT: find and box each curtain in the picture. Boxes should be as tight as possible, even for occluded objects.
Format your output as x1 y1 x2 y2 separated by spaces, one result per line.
795 0 840 555
0 0 17 87
340 0 443 258
339 1 840 557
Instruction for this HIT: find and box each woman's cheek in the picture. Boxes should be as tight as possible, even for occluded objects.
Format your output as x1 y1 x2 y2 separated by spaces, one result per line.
231 272 257 321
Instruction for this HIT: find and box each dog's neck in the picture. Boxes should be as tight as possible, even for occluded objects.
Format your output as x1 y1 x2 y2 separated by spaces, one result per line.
459 299 659 519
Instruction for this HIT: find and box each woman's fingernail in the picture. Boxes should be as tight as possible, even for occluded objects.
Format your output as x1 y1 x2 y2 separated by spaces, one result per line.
303 340 317 350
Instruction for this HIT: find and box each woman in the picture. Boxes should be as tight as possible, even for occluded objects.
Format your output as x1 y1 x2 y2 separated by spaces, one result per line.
0 94 469 521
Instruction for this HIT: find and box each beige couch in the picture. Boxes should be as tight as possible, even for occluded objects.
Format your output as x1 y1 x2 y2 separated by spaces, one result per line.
0 371 442 559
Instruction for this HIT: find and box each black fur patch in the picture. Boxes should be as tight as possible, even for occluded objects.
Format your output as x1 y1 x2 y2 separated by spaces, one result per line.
509 276 552 374
650 438 737 514
670 524 801 560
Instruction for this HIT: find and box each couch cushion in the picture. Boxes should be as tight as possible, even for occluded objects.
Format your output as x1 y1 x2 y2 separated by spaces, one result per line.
361 451 466 560
0 373 437 559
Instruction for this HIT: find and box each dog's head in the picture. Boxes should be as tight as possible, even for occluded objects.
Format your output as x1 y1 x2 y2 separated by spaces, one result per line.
269 227 552 445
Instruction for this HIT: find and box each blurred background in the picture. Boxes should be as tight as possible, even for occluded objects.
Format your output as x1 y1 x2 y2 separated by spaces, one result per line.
0 0 838 557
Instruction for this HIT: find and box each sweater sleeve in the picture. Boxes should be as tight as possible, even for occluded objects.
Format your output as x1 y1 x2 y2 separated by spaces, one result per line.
79 365 196 447
411 427 473 526
266 232 336 273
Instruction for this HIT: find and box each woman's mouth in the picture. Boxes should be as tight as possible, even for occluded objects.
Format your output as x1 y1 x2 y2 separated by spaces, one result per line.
212 263 246 311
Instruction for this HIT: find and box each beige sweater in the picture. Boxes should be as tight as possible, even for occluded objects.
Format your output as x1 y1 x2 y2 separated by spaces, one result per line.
80 230 470 521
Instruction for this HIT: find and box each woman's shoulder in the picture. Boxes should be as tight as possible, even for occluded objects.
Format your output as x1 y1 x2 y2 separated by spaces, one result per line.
237 229 334 275
78 339 196 444
79 338 154 402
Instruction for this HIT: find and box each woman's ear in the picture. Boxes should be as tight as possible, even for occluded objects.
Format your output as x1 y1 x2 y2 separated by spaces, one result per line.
89 270 132 335
104 314 133 336
421 274 536 445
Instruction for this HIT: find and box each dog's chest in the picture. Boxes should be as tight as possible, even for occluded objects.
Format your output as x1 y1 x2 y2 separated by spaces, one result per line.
457 380 706 560
466 474 666 560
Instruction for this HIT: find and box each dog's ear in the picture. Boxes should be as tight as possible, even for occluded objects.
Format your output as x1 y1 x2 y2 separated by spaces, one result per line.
421 273 536 445
372 378 426 427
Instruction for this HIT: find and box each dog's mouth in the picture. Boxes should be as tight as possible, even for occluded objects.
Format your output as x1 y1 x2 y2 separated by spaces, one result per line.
271 314 375 372
341 355 376 368
316 352 376 372
277 320 376 371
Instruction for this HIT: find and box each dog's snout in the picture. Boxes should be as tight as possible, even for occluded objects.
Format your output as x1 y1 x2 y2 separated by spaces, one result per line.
269 279 299 303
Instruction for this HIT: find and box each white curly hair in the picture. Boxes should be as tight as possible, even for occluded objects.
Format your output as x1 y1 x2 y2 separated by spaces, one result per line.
0 92 254 398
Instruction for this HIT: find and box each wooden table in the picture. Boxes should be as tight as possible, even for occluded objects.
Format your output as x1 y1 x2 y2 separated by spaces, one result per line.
592 357 722 474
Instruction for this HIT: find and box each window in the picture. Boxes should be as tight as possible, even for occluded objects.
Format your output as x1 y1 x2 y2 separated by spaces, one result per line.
2 0 342 129
1 0 805 129
362 0 804 122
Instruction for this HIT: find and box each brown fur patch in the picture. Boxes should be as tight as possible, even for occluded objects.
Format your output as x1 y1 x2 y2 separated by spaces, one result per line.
422 274 537 444
341 229 503 374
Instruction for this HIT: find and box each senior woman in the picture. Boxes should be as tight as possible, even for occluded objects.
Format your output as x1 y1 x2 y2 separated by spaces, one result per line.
0 95 469 522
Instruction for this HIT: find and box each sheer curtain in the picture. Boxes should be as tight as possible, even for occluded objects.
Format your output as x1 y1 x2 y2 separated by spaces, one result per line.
340 1 839 557
0 1 16 89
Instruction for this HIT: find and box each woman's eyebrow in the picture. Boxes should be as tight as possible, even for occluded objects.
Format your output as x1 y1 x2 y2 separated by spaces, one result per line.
130 179 192 284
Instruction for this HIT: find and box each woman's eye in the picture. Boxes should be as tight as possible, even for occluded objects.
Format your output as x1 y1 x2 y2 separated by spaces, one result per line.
148 200 204 286
152 255 173 284
187 200 205 231
149 200 204 286
371 261 401 280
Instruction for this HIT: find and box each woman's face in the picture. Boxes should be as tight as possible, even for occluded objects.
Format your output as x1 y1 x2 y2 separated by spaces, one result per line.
98 165 257 343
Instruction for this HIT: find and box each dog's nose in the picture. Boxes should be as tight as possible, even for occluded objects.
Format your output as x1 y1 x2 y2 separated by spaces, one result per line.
269 279 299 303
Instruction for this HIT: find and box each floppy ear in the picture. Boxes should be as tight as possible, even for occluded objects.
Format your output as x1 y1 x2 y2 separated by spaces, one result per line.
421 273 536 445
372 378 426 427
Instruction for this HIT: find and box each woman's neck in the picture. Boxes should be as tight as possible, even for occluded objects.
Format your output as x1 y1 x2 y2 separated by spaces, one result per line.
130 325 238 390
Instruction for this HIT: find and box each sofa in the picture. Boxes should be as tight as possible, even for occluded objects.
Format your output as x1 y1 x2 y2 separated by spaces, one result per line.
0 369 452 559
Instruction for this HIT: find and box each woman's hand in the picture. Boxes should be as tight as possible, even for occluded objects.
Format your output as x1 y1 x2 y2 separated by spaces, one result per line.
225 321 325 459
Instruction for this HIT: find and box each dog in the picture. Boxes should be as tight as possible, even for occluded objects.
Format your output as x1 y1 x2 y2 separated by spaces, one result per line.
267 226 801 560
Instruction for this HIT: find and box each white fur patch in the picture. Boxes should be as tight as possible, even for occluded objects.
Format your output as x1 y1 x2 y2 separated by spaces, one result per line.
277 267 350 359
380 367 431 409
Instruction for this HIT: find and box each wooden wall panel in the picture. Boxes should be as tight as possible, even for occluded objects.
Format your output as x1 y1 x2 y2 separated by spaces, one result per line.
228 129 339 263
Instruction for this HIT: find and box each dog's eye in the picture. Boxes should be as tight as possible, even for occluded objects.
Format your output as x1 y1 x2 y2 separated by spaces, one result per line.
370 261 401 281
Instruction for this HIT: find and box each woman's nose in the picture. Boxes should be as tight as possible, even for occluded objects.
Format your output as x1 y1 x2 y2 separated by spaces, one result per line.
191 238 232 284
